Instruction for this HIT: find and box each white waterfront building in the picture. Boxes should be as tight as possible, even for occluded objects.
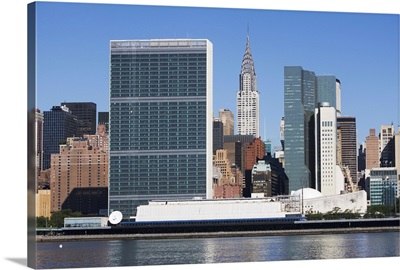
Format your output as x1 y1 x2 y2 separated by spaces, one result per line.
134 198 292 222
291 188 367 215
133 188 368 222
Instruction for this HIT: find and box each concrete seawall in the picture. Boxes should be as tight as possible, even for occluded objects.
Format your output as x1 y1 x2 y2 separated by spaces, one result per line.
37 226 399 242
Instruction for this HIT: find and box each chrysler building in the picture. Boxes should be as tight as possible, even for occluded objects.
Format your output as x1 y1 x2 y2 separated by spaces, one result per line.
237 35 260 137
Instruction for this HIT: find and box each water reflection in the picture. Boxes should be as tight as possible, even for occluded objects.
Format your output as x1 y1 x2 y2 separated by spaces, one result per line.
36 232 400 269
37 240 114 268
202 237 267 263
291 234 348 259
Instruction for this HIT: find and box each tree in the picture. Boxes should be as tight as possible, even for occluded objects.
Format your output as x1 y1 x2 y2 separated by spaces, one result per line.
395 197 400 215
364 205 393 218
36 216 50 228
305 212 324 220
305 208 361 220
49 209 81 228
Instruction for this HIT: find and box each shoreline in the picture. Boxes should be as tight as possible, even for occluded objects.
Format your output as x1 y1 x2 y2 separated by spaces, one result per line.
36 226 399 242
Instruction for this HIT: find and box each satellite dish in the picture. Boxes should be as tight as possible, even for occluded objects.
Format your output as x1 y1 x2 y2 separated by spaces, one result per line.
108 211 123 225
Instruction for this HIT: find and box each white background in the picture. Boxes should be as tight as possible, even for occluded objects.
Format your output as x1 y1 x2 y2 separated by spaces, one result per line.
0 0 399 270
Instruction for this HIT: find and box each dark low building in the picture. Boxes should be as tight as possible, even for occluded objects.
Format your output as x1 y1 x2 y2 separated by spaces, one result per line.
62 187 108 216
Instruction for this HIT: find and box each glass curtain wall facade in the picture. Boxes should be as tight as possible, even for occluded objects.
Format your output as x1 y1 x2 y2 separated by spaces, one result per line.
109 39 213 217
42 106 78 170
284 66 317 192
370 168 398 206
213 120 224 155
61 102 97 136
316 75 337 110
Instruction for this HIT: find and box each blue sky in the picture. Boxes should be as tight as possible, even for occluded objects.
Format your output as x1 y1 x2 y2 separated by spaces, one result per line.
1 1 399 269
35 1 399 149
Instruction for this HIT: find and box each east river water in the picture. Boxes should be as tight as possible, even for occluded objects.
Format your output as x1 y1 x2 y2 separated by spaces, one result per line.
36 231 400 269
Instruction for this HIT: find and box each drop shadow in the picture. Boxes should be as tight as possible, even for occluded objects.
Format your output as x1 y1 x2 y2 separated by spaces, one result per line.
6 258 27 267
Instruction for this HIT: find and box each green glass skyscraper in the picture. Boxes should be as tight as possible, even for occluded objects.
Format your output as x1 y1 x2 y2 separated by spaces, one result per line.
108 39 213 218
316 75 341 116
284 66 317 192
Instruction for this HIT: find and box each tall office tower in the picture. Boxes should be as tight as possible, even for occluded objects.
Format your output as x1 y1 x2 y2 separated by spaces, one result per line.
213 119 224 155
42 105 78 170
219 109 234 136
280 116 285 150
316 76 336 107
284 66 317 192
379 124 395 167
314 102 343 196
336 79 342 116
61 102 97 136
98 112 109 132
50 137 109 212
35 109 44 176
109 39 213 217
237 36 260 137
358 143 366 172
337 116 358 185
366 129 380 171
316 75 342 117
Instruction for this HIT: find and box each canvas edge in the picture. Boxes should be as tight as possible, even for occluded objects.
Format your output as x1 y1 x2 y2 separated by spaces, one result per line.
27 2 37 269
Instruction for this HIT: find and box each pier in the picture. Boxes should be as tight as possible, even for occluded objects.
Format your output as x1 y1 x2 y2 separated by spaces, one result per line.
36 218 399 242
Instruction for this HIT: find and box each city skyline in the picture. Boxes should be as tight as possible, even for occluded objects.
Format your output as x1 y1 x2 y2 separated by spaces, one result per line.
35 1 399 150
2 1 399 269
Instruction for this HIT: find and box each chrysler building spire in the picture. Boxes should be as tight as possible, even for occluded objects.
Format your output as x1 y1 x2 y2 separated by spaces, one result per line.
237 35 260 137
